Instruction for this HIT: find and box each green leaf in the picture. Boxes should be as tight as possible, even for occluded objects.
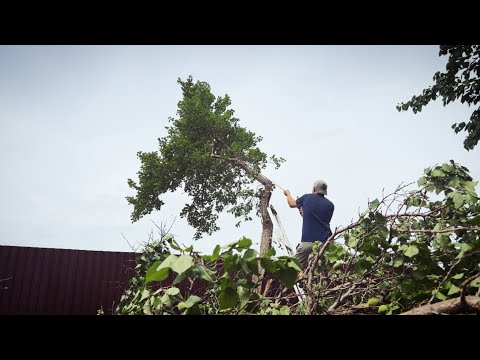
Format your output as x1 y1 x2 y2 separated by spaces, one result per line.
185 245 193 252
277 268 298 289
171 255 193 274
140 288 150 301
169 239 182 251
447 284 461 296
260 257 277 273
211 245 221 261
279 306 290 315
143 303 152 315
196 266 215 284
387 305 400 315
161 294 172 307
166 287 180 296
452 273 464 280
393 257 403 268
404 245 419 258
336 246 346 257
452 193 464 209
219 288 239 309
468 215 480 225
157 254 178 270
152 297 161 309
354 261 366 275
417 177 427 186
399 244 409 252
236 237 252 249
145 266 170 284
465 194 478 205
435 291 448 300
325 245 339 262
464 180 477 192
246 258 259 275
360 209 369 218
223 253 239 272
185 304 201 315
435 234 450 247
172 271 187 285
240 279 256 289
413 271 425 280
264 247 276 257
455 243 472 252
240 259 251 273
448 177 460 188
347 236 358 248
441 164 454 173
288 259 302 272
243 249 257 262
369 199 380 210
431 169 444 177
470 279 480 288
183 295 201 309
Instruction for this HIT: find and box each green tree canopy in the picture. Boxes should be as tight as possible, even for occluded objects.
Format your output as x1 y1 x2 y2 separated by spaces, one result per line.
127 76 284 242
397 45 480 150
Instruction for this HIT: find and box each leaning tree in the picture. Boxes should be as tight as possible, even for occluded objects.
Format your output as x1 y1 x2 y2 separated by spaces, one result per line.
127 76 284 256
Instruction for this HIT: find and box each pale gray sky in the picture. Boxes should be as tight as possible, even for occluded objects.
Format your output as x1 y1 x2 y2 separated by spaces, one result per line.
0 45 478 254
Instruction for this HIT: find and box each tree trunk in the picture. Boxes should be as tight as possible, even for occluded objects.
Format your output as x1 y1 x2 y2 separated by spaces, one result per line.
259 188 273 257
211 151 274 255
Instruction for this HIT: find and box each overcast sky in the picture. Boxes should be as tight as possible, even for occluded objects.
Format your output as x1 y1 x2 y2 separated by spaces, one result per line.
0 45 478 255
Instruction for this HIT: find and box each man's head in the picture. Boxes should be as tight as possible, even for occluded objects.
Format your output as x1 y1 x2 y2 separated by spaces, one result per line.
312 179 328 195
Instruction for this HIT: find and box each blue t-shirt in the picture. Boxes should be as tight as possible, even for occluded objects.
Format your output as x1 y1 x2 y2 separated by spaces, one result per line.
296 194 334 243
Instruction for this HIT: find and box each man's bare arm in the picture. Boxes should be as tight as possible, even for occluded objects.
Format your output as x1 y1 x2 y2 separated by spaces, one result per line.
283 189 297 208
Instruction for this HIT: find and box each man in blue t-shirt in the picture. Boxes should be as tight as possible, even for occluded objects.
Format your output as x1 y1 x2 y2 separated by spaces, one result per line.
283 179 334 270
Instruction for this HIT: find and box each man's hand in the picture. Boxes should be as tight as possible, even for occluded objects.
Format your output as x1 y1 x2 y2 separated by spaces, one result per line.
284 189 297 208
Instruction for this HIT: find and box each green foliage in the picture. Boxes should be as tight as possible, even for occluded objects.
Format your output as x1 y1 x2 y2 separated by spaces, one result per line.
119 157 479 315
116 237 301 315
127 76 285 240
397 45 480 150
114 237 169 315
308 161 480 314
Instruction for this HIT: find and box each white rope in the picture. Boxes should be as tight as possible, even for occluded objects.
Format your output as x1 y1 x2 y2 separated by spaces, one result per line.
267 205 305 301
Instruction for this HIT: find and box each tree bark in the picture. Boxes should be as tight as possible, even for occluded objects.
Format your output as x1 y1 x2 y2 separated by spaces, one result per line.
259 189 273 257
400 296 480 315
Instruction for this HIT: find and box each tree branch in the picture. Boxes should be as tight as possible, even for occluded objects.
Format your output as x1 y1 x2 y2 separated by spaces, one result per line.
392 226 480 234
210 154 273 190
401 296 480 315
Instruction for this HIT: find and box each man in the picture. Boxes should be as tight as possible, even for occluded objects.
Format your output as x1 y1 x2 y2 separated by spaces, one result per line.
283 179 334 270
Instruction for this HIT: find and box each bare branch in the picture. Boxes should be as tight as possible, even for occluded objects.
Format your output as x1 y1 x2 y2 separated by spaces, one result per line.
393 226 480 234
401 296 480 315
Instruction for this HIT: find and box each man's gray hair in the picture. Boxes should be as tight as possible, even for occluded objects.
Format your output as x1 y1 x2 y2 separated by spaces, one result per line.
314 179 328 195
